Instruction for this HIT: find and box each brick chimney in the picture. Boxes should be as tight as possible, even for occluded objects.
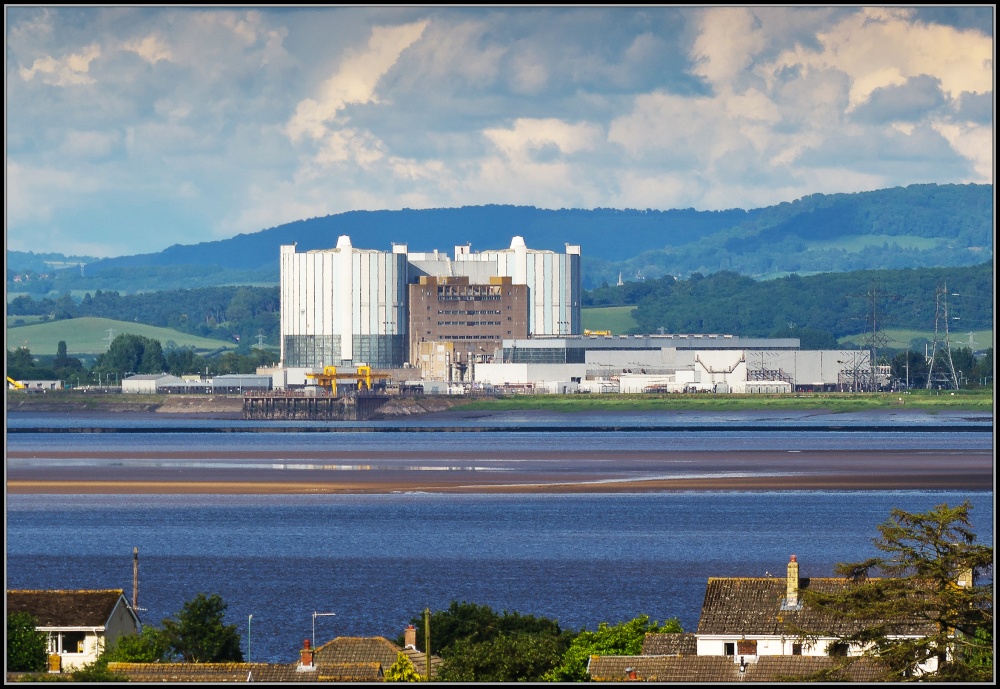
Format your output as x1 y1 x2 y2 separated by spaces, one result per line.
404 624 417 650
298 639 315 671
625 667 638 681
786 554 799 608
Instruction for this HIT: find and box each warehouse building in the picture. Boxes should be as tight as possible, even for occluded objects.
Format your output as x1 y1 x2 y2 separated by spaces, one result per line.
475 343 872 394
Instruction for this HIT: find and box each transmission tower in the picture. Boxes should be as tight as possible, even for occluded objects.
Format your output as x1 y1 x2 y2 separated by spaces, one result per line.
925 283 959 389
850 279 896 391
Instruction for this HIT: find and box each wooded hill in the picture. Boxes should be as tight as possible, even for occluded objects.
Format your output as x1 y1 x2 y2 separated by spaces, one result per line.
8 263 992 352
588 262 993 346
7 183 991 293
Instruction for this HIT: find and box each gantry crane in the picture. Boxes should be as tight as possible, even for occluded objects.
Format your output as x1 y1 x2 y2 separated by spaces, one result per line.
305 365 391 396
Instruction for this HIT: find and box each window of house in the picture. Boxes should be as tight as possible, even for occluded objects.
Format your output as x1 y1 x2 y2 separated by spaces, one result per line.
792 643 803 656
724 642 735 656
828 642 849 657
63 631 86 653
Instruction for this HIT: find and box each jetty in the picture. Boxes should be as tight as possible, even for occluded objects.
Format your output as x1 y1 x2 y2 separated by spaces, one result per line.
242 391 392 421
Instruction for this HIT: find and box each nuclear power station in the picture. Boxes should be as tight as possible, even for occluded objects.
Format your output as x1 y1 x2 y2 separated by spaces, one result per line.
280 236 582 370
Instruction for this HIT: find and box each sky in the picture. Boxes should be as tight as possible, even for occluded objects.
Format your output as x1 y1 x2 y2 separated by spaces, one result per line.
5 6 994 258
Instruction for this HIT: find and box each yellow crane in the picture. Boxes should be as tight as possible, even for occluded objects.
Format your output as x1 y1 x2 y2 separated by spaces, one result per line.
305 365 391 396
7 376 27 390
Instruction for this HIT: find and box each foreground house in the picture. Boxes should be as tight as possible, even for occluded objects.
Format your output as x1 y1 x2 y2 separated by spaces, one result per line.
6 589 141 672
312 631 441 679
695 555 936 662
588 654 886 682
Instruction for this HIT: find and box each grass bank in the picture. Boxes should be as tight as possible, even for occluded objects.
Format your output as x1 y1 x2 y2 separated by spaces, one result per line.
7 388 992 416
454 389 994 413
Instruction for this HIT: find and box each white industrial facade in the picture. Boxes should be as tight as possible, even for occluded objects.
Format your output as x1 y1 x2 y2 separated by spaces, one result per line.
474 347 872 393
454 237 582 337
280 236 581 369
280 237 407 369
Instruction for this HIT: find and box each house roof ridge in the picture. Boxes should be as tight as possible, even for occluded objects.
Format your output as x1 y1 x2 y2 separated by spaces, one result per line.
8 588 125 594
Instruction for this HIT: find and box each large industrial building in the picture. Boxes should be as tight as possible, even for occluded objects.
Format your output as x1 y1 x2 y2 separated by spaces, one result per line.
280 236 581 370
278 235 879 394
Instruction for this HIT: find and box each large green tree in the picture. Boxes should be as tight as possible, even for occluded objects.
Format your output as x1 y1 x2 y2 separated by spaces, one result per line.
161 593 243 663
800 501 993 681
401 600 567 654
544 615 683 682
7 611 48 672
103 626 174 663
401 601 574 683
93 333 167 378
438 632 567 682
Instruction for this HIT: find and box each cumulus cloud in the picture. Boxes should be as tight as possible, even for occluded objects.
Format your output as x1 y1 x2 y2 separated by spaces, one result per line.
285 20 429 143
4 7 993 255
19 44 102 85
851 75 947 123
122 34 173 64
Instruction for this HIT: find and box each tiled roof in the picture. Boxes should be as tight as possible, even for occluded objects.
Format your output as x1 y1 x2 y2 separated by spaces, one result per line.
317 662 384 682
642 632 698 656
313 636 401 667
7 589 128 628
696 577 935 637
589 655 887 682
107 661 383 682
312 636 440 678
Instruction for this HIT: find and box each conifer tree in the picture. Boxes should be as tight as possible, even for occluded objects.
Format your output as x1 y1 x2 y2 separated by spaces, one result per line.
801 502 992 681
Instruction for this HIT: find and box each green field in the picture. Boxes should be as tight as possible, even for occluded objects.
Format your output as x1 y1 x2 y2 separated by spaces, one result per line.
839 328 992 351
581 305 638 334
6 317 237 356
804 234 944 252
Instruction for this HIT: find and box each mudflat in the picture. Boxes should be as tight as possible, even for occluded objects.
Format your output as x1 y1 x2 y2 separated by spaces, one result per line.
6 448 992 494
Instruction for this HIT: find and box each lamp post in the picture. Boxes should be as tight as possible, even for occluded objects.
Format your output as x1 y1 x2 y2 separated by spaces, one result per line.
247 614 252 662
312 611 336 649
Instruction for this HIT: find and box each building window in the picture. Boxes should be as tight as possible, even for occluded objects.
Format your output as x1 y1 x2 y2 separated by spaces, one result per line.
724 642 735 656
792 643 802 656
828 642 849 657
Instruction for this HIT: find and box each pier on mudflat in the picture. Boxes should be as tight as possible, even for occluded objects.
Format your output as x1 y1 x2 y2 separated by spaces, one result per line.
242 391 391 421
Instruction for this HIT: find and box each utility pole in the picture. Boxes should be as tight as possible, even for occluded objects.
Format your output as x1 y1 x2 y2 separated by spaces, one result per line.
132 547 139 612
424 608 431 681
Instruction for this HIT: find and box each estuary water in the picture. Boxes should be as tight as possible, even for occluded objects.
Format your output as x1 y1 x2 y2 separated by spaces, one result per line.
4 409 993 663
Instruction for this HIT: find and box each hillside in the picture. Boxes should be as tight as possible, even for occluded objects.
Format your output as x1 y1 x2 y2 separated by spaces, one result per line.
5 317 238 356
9 183 991 293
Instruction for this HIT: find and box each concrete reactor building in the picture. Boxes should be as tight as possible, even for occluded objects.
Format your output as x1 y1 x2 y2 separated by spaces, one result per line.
279 236 581 371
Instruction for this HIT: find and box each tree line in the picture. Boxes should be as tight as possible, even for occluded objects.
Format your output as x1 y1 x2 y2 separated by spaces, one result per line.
7 334 278 386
